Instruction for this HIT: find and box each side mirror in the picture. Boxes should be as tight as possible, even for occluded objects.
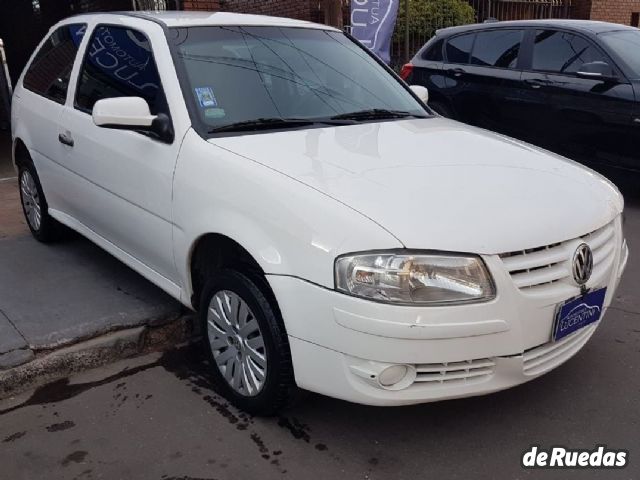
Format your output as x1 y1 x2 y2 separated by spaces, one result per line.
409 85 429 104
577 61 616 82
92 97 174 143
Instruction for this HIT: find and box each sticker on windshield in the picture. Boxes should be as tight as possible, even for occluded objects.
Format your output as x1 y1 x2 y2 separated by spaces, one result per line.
195 87 218 108
205 108 226 119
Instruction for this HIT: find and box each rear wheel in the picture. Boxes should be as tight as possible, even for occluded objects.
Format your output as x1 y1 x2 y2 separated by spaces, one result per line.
18 163 64 243
199 269 297 415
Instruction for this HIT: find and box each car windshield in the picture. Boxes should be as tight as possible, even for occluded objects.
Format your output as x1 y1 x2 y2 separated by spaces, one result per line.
600 30 640 79
170 26 429 134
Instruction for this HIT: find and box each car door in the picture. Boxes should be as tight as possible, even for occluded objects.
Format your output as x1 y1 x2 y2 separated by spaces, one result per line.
464 28 526 136
409 38 449 107
441 32 476 121
520 29 635 169
59 22 184 287
15 24 86 211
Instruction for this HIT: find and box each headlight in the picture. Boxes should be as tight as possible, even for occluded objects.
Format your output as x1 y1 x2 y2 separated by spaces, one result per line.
335 251 495 305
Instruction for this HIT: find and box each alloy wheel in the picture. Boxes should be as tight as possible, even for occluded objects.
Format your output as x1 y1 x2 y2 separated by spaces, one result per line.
207 290 267 397
20 170 42 231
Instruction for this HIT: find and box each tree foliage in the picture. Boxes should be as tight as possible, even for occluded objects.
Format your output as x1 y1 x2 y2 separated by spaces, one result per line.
394 0 477 42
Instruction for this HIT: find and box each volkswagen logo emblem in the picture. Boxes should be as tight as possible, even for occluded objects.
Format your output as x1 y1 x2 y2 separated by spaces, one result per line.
572 243 593 286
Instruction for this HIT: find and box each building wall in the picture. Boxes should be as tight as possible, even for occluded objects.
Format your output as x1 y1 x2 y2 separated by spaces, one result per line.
222 0 316 21
571 0 593 20
182 0 221 11
183 0 321 23
589 0 640 24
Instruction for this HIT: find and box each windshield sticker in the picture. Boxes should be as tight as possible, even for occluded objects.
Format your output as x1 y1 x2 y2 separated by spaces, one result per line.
204 108 226 119
195 87 218 108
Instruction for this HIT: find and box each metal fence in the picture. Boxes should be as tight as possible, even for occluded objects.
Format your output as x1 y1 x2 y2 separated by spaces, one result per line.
388 0 573 69
132 0 178 10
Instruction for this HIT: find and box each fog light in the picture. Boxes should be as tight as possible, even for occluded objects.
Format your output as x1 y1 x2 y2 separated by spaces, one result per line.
378 365 409 387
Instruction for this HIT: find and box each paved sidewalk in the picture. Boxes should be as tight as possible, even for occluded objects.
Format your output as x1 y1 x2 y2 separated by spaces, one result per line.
0 174 188 392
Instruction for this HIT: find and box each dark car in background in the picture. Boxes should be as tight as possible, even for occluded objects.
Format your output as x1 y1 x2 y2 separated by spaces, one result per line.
401 20 640 174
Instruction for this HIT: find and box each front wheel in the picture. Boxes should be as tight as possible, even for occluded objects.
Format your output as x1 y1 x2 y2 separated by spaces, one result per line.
199 269 297 415
18 163 64 243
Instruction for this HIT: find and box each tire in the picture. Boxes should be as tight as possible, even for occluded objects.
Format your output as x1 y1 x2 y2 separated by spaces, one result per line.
18 162 64 243
429 100 456 119
199 269 297 416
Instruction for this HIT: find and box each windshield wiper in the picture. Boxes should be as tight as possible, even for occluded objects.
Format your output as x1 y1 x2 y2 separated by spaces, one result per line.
330 109 428 122
209 118 318 134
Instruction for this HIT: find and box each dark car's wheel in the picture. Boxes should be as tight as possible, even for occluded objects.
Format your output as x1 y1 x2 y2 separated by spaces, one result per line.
199 269 297 416
18 163 64 243
429 101 456 119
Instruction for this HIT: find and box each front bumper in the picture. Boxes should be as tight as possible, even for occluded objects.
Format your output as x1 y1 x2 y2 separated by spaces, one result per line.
267 220 628 406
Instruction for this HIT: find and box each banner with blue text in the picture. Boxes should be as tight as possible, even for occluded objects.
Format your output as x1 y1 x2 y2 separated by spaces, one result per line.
350 0 400 64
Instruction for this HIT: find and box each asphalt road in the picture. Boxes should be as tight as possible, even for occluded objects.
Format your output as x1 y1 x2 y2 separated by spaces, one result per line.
0 190 638 480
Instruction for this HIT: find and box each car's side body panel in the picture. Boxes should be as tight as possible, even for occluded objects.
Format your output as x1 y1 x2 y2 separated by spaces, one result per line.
172 129 403 304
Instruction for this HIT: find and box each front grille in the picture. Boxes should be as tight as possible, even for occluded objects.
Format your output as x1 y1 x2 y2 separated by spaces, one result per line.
413 358 495 386
499 221 616 295
522 324 597 376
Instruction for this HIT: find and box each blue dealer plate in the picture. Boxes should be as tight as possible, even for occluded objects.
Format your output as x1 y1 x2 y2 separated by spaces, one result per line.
553 288 607 342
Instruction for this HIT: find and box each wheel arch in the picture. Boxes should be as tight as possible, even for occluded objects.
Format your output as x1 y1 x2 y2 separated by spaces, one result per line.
12 137 31 170
188 232 278 312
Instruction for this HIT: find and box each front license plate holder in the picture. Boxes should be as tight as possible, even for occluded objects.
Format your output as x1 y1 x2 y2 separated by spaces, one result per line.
553 287 607 342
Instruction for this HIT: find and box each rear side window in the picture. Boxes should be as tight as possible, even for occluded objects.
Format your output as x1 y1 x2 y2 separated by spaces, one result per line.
471 30 522 68
532 30 607 74
446 33 475 64
75 25 166 114
23 24 86 104
422 39 444 61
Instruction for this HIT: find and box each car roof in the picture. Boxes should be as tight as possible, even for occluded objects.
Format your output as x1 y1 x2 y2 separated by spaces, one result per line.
62 11 338 31
436 19 636 36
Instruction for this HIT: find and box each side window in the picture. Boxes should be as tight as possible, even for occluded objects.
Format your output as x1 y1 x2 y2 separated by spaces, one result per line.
470 30 522 69
422 39 444 61
75 25 166 115
23 24 86 104
532 30 607 74
445 34 475 64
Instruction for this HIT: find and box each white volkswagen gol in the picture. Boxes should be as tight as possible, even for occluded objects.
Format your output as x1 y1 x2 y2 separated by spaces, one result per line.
11 12 629 415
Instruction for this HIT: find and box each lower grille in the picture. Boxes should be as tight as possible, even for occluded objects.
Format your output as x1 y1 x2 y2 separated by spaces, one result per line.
413 358 495 386
523 324 597 376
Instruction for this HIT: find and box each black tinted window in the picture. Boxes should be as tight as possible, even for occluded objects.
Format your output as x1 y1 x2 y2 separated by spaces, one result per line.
446 34 475 64
471 30 522 68
532 30 606 74
75 26 165 114
422 39 444 61
24 24 85 104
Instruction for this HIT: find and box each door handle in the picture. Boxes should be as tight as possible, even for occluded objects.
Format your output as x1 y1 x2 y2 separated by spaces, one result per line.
524 79 545 89
447 68 466 78
634 118 640 125
58 132 74 147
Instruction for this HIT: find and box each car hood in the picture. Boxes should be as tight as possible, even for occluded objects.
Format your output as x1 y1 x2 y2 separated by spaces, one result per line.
209 118 623 254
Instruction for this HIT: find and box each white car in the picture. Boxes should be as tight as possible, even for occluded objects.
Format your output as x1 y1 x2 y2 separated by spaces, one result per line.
11 12 628 415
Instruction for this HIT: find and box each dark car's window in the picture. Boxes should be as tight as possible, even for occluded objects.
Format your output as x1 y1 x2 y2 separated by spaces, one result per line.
446 33 475 64
23 24 86 104
171 26 428 132
422 39 444 61
600 30 640 79
470 30 522 68
532 30 607 74
75 25 166 114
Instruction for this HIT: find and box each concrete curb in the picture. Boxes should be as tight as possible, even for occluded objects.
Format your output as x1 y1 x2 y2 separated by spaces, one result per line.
0 313 196 400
